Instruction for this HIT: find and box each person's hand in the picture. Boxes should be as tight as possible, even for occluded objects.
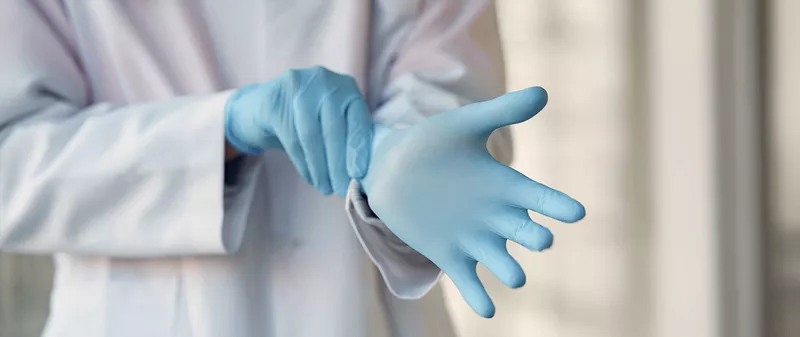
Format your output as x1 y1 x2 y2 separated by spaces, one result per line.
361 87 585 318
225 66 373 196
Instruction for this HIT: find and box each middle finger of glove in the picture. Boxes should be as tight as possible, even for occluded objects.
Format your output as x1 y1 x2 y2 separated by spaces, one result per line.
294 99 333 195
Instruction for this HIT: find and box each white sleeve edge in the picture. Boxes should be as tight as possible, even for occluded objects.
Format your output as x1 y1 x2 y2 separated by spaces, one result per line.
345 179 442 300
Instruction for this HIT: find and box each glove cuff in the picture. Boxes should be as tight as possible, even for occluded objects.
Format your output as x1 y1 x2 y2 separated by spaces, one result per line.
224 89 266 155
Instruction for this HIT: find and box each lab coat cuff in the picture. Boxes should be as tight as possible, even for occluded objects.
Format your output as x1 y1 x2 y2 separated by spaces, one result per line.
188 89 257 256
219 155 260 253
345 180 442 300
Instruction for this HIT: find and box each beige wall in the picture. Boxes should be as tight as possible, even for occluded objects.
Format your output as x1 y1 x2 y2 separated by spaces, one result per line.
0 255 52 337
769 0 800 335
769 0 800 231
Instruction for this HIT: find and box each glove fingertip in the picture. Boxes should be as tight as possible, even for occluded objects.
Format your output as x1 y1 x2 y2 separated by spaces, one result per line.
539 191 587 224
569 202 587 223
476 303 496 319
334 182 348 198
319 184 333 196
506 271 527 289
538 230 554 252
526 225 553 252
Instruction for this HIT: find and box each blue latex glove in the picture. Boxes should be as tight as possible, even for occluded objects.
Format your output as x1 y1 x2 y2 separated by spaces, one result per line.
225 66 373 196
361 87 585 318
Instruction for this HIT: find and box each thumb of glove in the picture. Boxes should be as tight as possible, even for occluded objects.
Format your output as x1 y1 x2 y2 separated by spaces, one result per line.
445 86 549 137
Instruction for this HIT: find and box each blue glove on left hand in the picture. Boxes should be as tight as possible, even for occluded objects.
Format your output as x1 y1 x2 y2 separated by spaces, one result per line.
361 87 586 318
225 66 373 196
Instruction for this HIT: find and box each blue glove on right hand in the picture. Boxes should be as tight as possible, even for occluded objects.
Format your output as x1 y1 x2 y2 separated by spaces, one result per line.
225 66 373 196
361 87 585 318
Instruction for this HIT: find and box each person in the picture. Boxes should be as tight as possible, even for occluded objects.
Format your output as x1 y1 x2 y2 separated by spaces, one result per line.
0 1 585 337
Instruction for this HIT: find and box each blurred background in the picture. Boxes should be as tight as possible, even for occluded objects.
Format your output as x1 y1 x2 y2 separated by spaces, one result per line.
1 1 797 336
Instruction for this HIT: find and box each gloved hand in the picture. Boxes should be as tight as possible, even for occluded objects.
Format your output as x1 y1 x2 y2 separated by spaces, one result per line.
225 66 373 196
361 87 585 318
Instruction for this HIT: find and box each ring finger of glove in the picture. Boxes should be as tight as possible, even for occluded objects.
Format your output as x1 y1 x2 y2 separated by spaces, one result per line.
294 98 333 195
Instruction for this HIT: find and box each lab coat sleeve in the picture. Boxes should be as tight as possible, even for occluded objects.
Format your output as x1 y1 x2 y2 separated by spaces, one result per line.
346 0 511 299
0 1 253 256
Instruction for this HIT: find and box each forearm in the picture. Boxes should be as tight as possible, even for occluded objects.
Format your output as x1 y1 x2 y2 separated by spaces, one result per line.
0 92 255 257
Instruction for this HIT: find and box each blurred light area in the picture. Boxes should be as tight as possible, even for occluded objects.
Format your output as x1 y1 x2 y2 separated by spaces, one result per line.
768 0 800 335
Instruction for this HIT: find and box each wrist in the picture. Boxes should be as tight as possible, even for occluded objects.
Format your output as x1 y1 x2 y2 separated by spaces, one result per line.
225 141 241 160
358 124 395 194
224 87 267 156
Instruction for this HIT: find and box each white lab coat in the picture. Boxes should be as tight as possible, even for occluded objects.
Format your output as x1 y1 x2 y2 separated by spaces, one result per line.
0 1 507 336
